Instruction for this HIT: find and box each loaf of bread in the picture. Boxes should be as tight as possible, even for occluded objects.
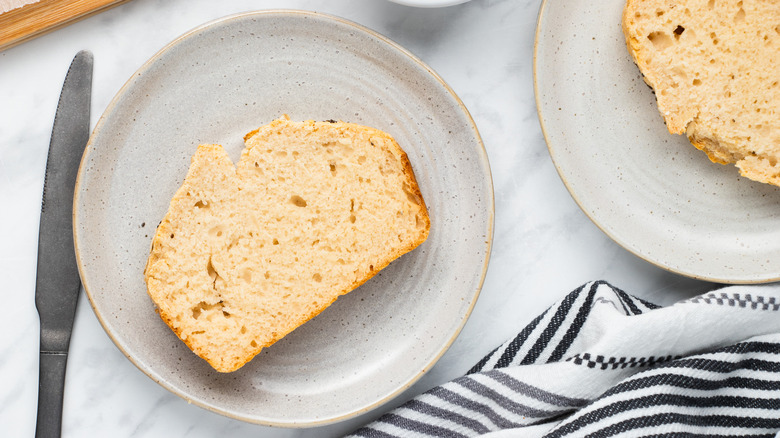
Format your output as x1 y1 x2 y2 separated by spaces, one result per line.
144 116 430 372
623 0 780 186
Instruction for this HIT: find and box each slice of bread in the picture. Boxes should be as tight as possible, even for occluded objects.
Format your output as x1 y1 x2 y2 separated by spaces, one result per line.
623 0 780 186
144 116 430 372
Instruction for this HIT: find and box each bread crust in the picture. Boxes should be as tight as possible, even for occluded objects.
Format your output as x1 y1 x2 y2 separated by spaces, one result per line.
144 117 430 372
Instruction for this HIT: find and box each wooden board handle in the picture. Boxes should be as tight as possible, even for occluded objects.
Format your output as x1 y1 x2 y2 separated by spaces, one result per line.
0 0 130 52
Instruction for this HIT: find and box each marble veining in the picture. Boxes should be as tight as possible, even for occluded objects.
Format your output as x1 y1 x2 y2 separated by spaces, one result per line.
0 0 715 436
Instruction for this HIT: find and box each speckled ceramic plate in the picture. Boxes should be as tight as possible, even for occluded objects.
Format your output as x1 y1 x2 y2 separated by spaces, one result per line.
534 0 780 283
74 10 492 426
387 0 471 7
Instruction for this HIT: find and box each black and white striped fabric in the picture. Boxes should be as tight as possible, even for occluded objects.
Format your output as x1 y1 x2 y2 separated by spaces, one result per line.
349 280 780 437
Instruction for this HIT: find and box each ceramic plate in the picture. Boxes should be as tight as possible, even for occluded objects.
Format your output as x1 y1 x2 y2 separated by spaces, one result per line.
74 10 493 426
387 0 471 7
534 0 780 283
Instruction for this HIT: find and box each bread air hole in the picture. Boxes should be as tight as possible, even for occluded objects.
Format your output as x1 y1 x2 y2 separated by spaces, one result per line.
313 273 322 282
194 200 209 209
191 301 224 320
207 257 217 281
734 6 745 24
290 195 307 207
647 31 673 50
710 32 719 45
206 257 223 289
402 183 421 205
240 268 252 283
208 225 225 237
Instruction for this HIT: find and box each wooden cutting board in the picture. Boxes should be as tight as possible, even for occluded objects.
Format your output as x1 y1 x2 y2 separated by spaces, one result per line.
0 0 130 51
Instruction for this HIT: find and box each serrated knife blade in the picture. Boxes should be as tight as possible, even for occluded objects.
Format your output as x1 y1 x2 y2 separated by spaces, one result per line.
35 50 92 438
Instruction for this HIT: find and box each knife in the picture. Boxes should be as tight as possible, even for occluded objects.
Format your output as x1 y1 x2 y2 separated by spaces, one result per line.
35 50 92 438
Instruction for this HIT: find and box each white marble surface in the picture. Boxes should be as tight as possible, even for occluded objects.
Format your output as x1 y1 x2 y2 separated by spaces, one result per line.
0 0 718 436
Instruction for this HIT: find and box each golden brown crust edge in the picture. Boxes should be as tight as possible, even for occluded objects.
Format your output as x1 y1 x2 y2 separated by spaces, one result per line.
688 132 780 186
621 0 689 135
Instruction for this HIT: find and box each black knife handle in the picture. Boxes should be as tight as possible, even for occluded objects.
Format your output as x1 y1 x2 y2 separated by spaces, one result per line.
35 351 68 438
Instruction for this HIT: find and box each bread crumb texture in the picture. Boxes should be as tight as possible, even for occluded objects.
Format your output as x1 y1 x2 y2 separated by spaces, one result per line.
623 0 780 185
144 116 430 372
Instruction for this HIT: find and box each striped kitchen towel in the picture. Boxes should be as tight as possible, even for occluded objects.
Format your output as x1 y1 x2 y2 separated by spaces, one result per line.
349 280 780 437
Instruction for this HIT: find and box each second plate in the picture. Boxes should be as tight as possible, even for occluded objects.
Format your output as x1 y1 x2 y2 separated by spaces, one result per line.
535 0 780 283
